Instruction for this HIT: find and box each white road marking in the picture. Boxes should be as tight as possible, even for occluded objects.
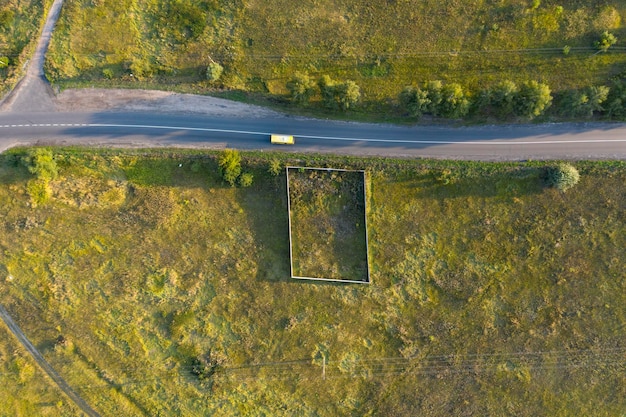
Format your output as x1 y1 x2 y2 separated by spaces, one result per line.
2 122 626 146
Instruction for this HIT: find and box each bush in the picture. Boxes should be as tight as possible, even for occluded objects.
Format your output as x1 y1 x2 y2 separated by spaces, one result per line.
23 148 58 180
514 81 552 119
286 72 317 104
543 163 580 191
206 62 224 82
102 68 114 79
239 172 254 187
488 80 519 118
318 75 360 110
218 149 241 186
594 31 617 52
335 80 360 110
423 80 444 115
398 86 430 118
558 86 609 118
0 56 9 69
605 80 626 118
439 83 470 118
268 158 282 176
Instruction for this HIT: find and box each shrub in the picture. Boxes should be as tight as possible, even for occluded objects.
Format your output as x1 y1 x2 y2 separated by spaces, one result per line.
286 72 317 104
239 172 254 187
102 68 114 79
423 80 444 115
558 86 609 118
218 149 241 186
398 86 430 118
439 82 470 118
0 56 9 69
318 75 336 109
23 148 58 180
543 163 580 191
514 81 552 119
206 62 224 82
335 80 361 110
268 158 282 176
606 80 626 118
488 80 519 118
318 76 360 110
26 179 51 206
594 31 617 52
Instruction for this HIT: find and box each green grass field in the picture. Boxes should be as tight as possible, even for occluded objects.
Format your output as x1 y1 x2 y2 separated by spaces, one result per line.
45 0 626 120
0 148 624 415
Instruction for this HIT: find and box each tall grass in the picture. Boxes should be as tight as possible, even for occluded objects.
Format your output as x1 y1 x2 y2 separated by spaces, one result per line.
0 148 624 415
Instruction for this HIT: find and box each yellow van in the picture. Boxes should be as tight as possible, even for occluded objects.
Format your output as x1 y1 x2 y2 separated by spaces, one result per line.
270 134 295 145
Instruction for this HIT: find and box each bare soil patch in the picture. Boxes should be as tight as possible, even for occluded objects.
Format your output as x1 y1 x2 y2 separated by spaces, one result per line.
54 88 283 118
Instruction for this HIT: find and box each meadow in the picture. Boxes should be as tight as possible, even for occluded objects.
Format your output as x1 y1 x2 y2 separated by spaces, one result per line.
0 147 624 416
45 0 626 120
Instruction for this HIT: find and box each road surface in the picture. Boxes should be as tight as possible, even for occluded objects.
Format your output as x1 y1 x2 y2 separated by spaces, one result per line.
0 111 625 160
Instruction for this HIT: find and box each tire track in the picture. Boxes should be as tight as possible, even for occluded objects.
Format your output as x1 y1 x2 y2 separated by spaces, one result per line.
0 304 101 417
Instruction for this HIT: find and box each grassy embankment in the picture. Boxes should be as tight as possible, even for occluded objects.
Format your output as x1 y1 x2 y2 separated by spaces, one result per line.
0 0 51 96
0 147 624 416
45 0 626 121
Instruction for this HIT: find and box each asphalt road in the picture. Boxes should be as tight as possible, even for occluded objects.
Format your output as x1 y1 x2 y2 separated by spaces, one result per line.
1 111 626 160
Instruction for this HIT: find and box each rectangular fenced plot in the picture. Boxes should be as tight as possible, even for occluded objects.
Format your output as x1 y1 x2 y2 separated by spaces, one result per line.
286 167 370 284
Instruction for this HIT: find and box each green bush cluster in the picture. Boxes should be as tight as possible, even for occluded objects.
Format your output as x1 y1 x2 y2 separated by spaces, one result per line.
287 74 360 110
218 149 253 187
400 79 552 120
543 163 580 191
397 79 626 121
399 80 470 119
22 148 58 181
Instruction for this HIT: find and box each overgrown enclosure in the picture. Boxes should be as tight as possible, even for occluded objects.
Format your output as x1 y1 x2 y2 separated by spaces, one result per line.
287 167 369 283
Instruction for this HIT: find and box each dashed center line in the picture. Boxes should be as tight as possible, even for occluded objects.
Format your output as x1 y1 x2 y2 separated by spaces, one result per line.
1 122 626 146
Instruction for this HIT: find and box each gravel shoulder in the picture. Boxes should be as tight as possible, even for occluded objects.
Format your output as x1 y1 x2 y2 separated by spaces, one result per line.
54 88 285 118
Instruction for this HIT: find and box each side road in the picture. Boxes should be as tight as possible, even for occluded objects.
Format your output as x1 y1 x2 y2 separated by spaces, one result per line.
0 0 63 112
0 304 101 417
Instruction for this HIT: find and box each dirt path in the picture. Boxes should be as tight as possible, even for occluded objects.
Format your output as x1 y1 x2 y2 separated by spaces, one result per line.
0 304 101 417
0 0 63 112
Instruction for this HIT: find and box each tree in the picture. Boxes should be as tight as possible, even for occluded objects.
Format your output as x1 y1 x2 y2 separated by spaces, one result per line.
606 80 626 118
335 80 360 110
23 148 58 180
218 149 241 186
399 86 430 118
594 31 617 53
439 82 470 118
318 75 360 110
318 75 337 109
489 80 518 118
286 72 317 104
423 80 444 115
206 62 223 82
558 86 609 118
543 163 580 191
513 81 552 119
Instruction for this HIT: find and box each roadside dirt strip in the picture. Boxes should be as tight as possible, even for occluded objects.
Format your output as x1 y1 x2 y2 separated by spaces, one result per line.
0 304 101 417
